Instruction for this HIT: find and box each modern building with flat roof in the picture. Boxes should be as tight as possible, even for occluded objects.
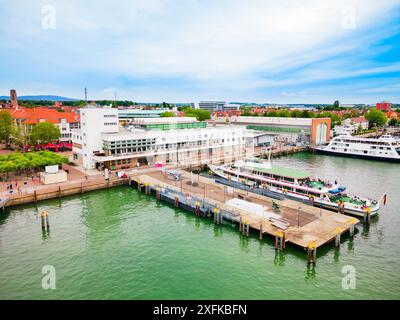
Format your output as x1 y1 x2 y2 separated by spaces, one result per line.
117 109 168 120
231 116 331 145
72 108 253 170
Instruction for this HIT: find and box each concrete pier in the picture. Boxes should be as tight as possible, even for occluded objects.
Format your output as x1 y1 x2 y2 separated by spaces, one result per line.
129 169 359 253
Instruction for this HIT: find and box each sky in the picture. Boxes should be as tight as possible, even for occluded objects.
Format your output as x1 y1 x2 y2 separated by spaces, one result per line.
0 0 399 103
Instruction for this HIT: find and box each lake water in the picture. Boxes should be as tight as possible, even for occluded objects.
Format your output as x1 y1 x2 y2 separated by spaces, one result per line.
1 153 399 299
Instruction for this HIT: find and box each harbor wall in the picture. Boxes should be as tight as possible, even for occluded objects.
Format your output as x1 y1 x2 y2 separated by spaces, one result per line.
3 179 129 208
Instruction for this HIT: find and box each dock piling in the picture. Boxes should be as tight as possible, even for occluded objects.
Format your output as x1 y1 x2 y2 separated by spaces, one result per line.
145 182 151 195
307 241 317 265
41 211 46 230
213 208 222 224
275 230 284 250
174 195 180 208
41 211 50 230
335 227 342 247
259 223 263 240
195 201 200 216
363 208 371 224
156 187 161 200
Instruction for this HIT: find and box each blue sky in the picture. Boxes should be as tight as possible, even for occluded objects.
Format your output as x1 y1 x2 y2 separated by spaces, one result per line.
0 0 399 103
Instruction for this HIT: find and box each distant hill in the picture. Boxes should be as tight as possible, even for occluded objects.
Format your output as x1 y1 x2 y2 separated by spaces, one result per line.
0 95 78 101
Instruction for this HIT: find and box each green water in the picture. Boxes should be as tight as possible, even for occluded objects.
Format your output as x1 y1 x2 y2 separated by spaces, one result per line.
1 153 399 299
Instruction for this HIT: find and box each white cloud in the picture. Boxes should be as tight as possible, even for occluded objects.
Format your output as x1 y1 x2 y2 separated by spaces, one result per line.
0 0 399 101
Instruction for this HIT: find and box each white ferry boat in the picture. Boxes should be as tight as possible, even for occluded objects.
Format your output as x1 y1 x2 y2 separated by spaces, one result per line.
209 158 381 217
315 134 400 162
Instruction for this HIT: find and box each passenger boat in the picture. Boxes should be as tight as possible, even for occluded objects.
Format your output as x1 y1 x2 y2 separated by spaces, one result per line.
315 134 400 162
209 158 381 217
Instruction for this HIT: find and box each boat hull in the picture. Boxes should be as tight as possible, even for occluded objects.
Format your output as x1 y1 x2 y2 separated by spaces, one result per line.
314 148 400 163
209 166 379 218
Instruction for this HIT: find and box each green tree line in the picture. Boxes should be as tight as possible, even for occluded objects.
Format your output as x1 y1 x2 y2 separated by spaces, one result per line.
0 151 68 175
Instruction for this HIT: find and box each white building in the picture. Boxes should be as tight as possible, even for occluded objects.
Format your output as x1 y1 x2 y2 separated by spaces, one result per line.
72 107 119 169
333 117 369 136
72 107 253 170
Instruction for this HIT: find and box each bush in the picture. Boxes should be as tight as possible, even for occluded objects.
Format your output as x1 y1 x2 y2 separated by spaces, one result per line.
0 151 68 174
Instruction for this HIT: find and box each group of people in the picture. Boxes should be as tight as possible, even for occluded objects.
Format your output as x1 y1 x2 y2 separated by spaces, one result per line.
5 180 28 194
3 177 37 194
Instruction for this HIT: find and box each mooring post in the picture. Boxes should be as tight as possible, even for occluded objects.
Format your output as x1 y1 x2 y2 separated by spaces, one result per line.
282 231 286 250
275 230 283 250
245 220 250 236
335 227 341 247
137 180 142 192
348 218 357 237
34 190 37 203
195 201 200 216
58 186 61 199
156 187 161 200
363 208 371 224
40 211 46 230
307 241 317 265
174 195 179 208
259 223 263 240
81 182 83 194
45 211 50 230
213 208 221 224
239 216 242 232
145 182 151 195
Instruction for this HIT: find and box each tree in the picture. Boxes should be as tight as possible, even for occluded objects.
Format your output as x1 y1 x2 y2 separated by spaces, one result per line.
0 111 13 148
30 122 60 144
365 109 388 128
161 111 175 117
0 151 68 177
277 110 290 117
329 113 341 128
334 100 340 109
12 123 31 149
182 108 211 121
388 118 398 126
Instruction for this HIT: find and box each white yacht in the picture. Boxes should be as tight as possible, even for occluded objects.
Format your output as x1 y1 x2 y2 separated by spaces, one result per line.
315 134 400 162
209 158 381 217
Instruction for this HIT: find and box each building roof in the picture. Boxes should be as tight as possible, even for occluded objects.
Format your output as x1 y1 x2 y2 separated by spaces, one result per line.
348 117 368 123
235 116 314 126
10 107 79 124
243 164 310 179
130 117 197 124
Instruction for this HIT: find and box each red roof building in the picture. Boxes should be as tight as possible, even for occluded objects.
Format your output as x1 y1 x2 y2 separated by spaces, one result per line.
10 107 79 125
9 106 80 141
376 102 392 111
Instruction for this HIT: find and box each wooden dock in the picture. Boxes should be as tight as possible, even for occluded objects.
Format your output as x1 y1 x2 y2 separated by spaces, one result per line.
128 169 359 257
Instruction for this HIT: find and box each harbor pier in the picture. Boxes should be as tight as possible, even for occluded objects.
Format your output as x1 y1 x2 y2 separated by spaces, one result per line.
129 168 359 257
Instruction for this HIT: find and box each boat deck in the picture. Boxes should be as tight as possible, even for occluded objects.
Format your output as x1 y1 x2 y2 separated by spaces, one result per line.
129 169 359 249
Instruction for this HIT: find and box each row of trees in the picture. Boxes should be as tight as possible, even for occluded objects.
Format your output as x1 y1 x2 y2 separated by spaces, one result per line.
0 151 68 175
0 111 61 148
181 108 211 121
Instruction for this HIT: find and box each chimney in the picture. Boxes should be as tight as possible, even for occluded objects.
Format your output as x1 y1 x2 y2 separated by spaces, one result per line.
10 89 18 108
